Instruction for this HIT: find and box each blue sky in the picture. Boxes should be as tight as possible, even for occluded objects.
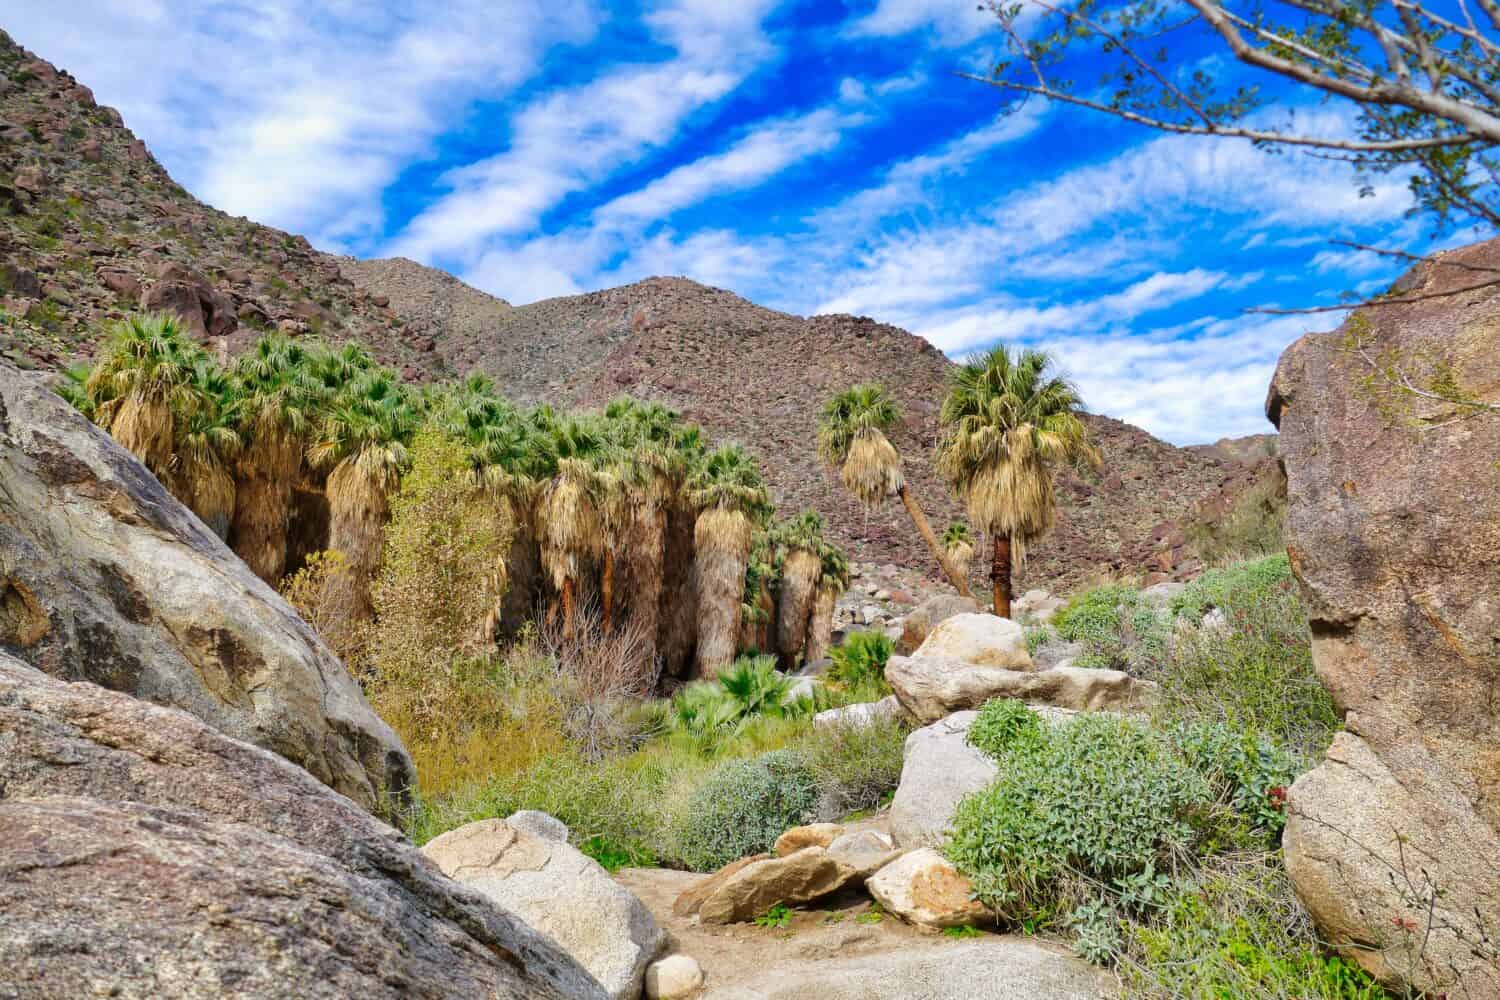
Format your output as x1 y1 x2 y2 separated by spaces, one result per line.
8 1 1471 443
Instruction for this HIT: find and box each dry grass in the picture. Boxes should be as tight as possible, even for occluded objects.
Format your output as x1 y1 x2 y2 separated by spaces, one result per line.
694 506 753 676
541 607 661 761
841 430 903 508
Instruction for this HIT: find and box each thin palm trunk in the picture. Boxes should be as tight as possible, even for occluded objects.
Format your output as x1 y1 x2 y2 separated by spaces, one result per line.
804 585 837 664
992 533 1013 619
694 508 752 678
561 576 577 640
600 549 615 634
230 433 301 584
898 484 972 597
326 462 390 622
658 500 698 678
775 548 821 667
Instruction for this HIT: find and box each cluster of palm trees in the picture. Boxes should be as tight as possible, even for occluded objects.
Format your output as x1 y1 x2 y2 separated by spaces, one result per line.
819 345 1095 619
61 313 848 678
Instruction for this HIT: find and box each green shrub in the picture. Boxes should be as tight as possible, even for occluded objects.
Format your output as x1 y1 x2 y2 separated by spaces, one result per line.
1154 555 1337 755
1169 721 1300 842
1053 583 1164 671
967 698 1044 758
676 749 819 871
1024 625 1051 657
1117 856 1386 999
827 630 893 692
670 654 800 753
800 714 908 818
946 713 1210 920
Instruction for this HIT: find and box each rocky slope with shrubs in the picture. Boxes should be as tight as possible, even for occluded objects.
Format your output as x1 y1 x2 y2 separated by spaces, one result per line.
0 29 1267 591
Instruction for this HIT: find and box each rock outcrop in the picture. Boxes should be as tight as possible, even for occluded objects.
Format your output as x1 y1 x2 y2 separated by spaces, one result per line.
910 612 1033 669
0 654 598 999
0 362 412 811
865 848 994 930
1269 236 1500 995
422 818 666 1000
676 848 862 925
889 711 998 848
887 655 1152 725
898 595 981 652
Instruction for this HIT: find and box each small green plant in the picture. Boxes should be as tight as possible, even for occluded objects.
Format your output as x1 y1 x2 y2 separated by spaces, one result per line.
966 698 1044 758
1053 583 1162 671
754 902 793 928
1024 624 1051 657
942 924 983 939
856 906 885 925
675 750 818 871
579 835 655 872
827 630 893 692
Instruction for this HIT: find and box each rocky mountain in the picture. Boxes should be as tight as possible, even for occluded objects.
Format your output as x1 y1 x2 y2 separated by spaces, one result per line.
0 29 1268 591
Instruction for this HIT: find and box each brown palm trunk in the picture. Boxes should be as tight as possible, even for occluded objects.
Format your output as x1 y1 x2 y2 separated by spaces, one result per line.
897 485 973 597
562 576 576 640
601 549 615 634
991 533 1012 619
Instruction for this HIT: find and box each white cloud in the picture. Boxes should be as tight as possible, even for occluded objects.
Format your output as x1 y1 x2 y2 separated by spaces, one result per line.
846 0 995 45
389 0 780 263
7 1 597 251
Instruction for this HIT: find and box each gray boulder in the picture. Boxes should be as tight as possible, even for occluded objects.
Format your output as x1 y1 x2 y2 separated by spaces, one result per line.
0 362 411 812
422 819 666 999
889 711 997 848
887 655 1154 725
812 694 902 730
897 594 980 653
0 653 596 1000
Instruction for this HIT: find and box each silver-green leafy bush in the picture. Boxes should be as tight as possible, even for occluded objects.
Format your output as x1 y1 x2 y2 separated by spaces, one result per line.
675 749 818 871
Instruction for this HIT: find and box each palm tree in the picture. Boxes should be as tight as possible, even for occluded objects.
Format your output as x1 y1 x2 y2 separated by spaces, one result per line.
738 529 777 656
935 345 1096 619
658 422 707 678
309 367 418 620
942 522 975 582
771 511 828 667
687 443 772 677
536 415 608 639
85 314 209 478
818 383 972 597
602 398 681 651
229 333 323 583
803 543 849 664
167 356 242 540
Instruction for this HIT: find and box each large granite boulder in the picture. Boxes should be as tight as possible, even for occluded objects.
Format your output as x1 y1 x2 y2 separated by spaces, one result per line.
897 594 981 653
422 818 666 1000
0 654 600 999
910 612 1033 670
0 362 411 812
888 711 997 848
1268 237 1500 996
887 655 1152 725
675 848 862 924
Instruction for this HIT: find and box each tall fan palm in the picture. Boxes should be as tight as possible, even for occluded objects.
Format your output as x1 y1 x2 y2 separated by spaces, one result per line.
687 443 772 677
167 357 243 539
229 333 323 583
804 543 849 665
600 398 680 641
536 415 608 639
309 368 418 620
942 522 975 582
936 345 1096 619
770 510 830 667
818 383 972 598
85 314 210 477
657 421 708 678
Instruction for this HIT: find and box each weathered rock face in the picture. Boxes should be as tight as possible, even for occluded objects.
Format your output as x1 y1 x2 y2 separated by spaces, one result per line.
680 848 862 925
0 362 412 811
1268 237 1500 995
422 818 665 1000
774 823 844 857
897 594 980 652
701 938 1115 1000
887 655 1153 725
812 694 902 729
911 612 1033 670
865 848 993 929
889 711 997 848
0 654 597 1000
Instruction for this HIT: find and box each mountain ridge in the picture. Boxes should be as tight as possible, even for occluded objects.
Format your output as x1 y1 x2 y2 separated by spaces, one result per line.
0 29 1267 590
